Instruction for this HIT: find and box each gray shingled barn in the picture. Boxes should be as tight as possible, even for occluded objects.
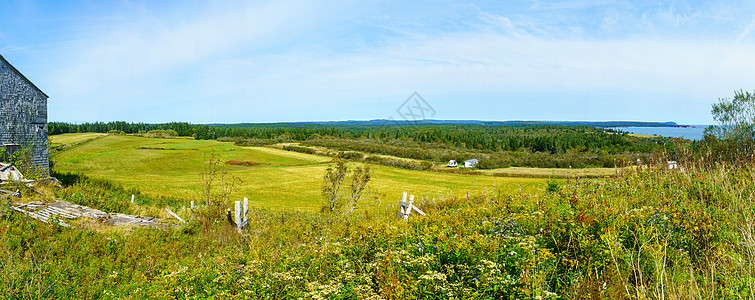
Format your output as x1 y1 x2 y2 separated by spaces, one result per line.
0 54 49 174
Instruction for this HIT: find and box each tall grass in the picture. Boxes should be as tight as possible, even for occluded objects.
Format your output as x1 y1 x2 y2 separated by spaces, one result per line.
1 162 753 298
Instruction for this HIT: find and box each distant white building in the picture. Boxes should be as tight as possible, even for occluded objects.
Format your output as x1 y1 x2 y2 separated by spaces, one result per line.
464 159 479 168
667 161 677 169
447 160 457 167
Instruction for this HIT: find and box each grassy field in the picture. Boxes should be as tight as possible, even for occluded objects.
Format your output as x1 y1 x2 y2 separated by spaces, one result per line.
4 133 752 298
627 132 660 138
5 157 753 298
482 166 622 178
51 134 546 212
49 132 106 147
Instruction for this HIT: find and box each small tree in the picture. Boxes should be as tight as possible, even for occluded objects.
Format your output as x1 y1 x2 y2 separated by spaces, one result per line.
344 165 372 214
1 144 44 180
322 160 347 212
322 160 377 214
198 152 241 231
705 90 755 162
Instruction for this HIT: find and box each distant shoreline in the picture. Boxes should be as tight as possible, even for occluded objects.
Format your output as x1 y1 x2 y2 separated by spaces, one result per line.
606 125 694 129
611 125 709 140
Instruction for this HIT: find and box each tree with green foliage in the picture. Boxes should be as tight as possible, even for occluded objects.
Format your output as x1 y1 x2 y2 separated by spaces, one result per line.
704 90 755 162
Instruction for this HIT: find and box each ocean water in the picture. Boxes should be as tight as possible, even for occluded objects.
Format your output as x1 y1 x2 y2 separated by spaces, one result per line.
616 125 710 140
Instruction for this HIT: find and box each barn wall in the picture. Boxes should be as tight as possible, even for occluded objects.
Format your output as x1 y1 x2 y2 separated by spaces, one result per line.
0 58 49 174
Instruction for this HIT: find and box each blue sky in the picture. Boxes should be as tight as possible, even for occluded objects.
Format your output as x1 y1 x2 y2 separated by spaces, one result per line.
1 0 754 124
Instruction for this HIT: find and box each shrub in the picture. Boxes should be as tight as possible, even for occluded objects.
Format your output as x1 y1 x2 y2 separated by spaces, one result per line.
365 156 431 170
283 145 316 154
337 151 364 160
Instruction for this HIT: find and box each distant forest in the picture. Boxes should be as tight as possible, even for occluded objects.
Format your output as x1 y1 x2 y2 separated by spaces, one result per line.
48 121 682 168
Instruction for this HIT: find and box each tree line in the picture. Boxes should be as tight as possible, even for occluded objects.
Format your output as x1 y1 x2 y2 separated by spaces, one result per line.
49 121 672 155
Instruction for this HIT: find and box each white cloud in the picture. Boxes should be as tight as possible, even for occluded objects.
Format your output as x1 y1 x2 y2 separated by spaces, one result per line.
45 0 353 100
37 0 755 123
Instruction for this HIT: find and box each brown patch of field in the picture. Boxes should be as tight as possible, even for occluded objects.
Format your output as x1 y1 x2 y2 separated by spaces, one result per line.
225 160 262 166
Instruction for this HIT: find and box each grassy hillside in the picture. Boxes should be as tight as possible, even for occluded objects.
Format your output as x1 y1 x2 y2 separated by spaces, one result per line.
51 134 546 212
2 161 752 298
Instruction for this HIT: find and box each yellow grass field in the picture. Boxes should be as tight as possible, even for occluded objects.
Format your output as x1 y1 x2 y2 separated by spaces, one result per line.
482 166 621 178
51 134 547 212
49 132 106 146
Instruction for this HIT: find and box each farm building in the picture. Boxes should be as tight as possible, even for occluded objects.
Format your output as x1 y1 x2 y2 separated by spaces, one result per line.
464 159 478 168
0 54 49 174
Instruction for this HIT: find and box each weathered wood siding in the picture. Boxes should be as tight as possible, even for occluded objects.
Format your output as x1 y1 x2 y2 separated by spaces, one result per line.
0 56 49 173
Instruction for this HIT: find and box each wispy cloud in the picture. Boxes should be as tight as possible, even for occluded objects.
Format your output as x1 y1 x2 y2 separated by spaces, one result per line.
5 0 747 123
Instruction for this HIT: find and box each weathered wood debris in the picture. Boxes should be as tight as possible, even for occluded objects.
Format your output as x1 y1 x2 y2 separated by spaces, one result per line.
0 188 20 199
0 163 33 183
11 200 173 228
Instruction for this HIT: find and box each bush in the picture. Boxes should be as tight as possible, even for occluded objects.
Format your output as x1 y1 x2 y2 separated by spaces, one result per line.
218 137 280 146
704 90 755 163
365 156 432 170
337 151 364 160
283 145 316 154
145 129 178 138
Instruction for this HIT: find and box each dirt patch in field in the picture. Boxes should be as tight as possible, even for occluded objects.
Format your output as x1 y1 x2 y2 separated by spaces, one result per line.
225 160 262 166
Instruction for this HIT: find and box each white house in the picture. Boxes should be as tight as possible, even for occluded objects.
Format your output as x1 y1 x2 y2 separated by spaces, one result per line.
447 160 457 167
667 161 677 169
464 159 479 168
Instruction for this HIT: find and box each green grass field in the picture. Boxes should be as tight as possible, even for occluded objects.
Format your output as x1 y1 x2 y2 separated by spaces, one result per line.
49 132 106 146
482 166 622 178
51 134 547 212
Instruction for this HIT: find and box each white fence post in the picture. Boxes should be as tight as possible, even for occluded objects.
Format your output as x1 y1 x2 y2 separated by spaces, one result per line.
131 195 134 203
243 197 249 223
398 192 425 220
404 195 415 220
234 201 242 227
190 201 194 209
399 192 408 218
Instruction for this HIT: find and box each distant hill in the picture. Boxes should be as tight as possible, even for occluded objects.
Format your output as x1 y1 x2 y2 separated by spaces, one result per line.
213 120 684 128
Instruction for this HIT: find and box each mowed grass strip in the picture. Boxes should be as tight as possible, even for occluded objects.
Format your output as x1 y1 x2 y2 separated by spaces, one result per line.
49 132 106 148
51 134 547 212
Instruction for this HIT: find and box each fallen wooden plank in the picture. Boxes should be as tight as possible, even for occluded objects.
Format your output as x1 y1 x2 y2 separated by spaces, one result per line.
12 201 172 229
12 206 70 227
412 205 426 216
42 207 80 219
165 208 186 223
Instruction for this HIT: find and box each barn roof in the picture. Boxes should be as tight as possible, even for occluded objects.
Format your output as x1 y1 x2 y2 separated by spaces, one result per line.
0 53 49 98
